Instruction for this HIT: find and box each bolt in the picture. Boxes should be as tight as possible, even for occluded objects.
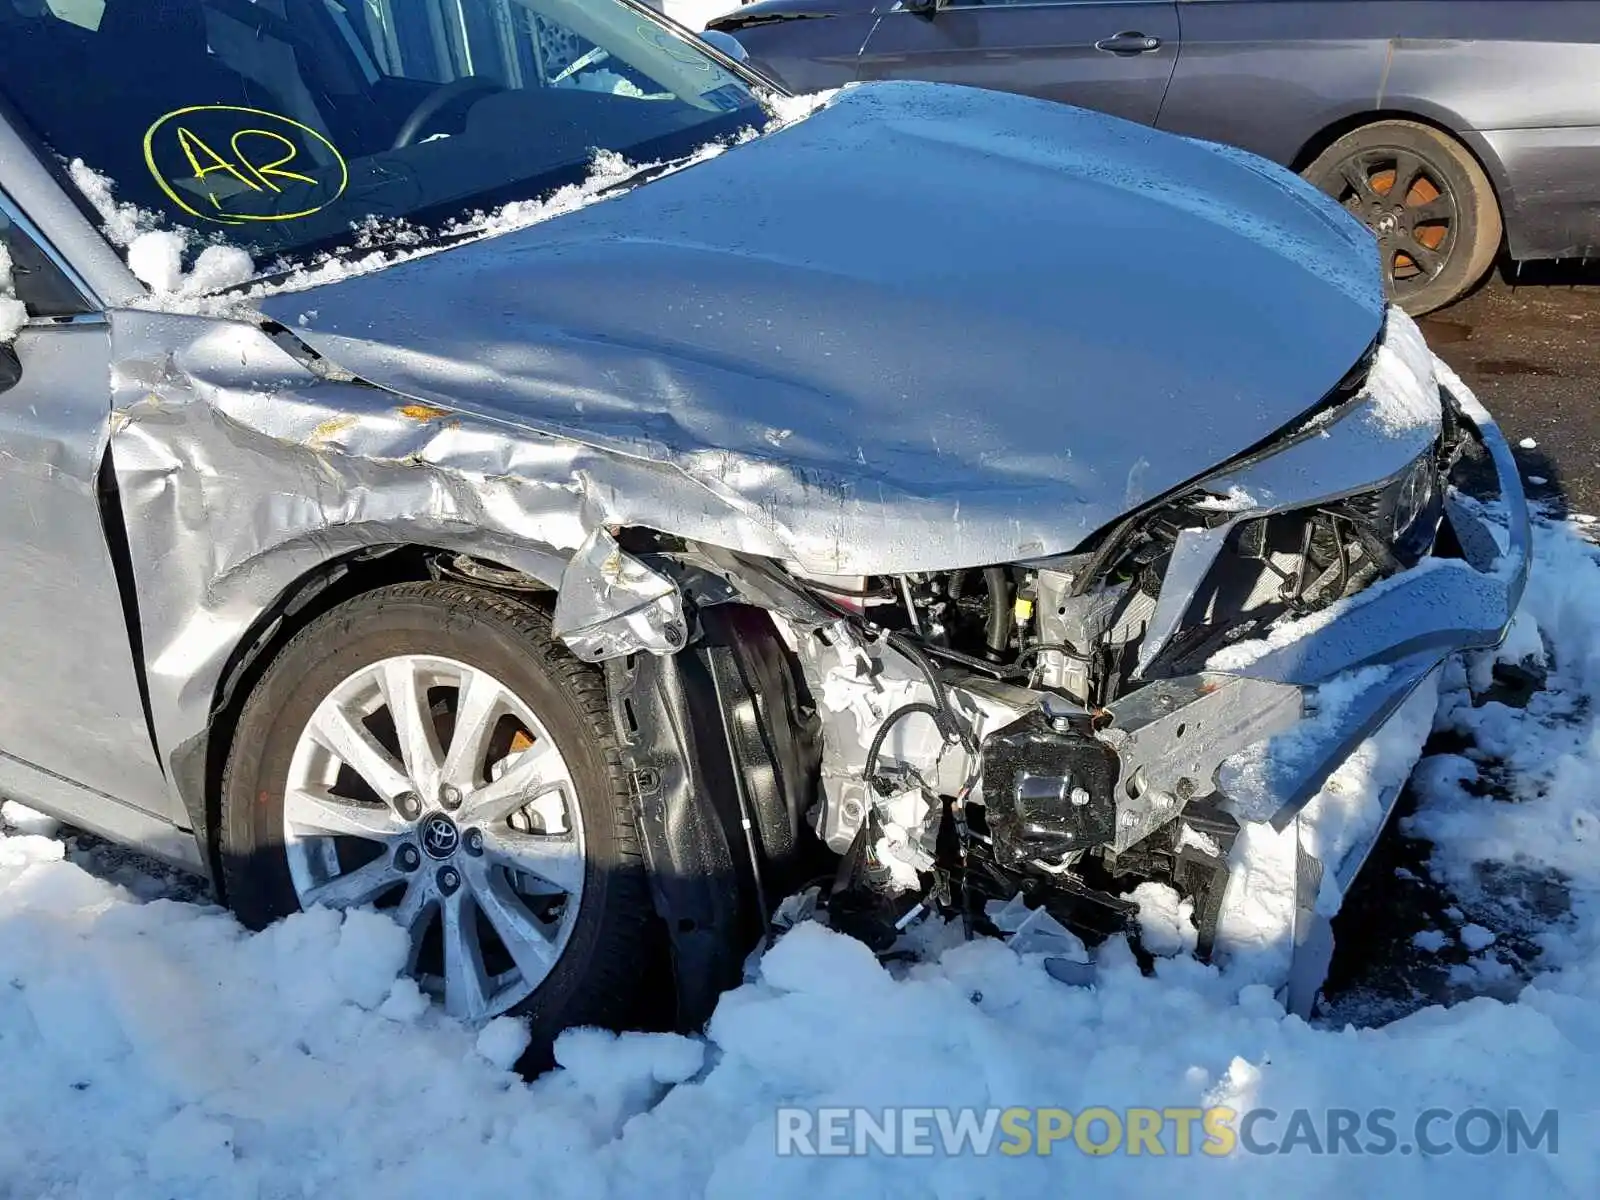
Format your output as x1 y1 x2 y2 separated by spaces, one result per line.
463 828 484 857
395 843 421 872
1176 777 1196 801
437 866 461 895
438 783 462 811
1050 714 1074 734
1070 787 1090 807
395 791 422 820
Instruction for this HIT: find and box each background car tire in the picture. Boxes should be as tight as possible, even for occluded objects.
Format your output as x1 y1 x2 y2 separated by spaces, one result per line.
220 582 662 1068
1302 120 1502 316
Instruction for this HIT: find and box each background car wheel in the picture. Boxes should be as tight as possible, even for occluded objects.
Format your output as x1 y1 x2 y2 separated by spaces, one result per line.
1302 120 1502 315
221 582 660 1067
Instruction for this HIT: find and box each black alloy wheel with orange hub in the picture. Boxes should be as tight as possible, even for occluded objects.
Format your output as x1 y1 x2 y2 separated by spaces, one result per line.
1303 120 1503 316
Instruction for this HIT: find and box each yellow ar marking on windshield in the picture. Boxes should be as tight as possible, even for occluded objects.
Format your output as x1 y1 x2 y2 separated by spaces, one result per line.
231 129 319 192
176 127 265 210
144 106 348 224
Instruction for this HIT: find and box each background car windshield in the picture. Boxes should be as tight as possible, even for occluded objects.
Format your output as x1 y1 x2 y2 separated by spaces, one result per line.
0 0 766 266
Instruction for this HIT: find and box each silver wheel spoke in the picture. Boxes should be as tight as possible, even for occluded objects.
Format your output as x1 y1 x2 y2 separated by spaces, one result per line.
308 700 413 805
284 788 399 841
484 828 584 896
438 667 505 792
457 741 567 827
391 879 437 972
441 891 491 1021
302 854 405 910
381 658 443 798
285 652 588 1024
471 865 557 985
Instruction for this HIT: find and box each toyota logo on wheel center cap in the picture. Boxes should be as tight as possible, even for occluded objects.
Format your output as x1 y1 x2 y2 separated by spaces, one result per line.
421 813 461 859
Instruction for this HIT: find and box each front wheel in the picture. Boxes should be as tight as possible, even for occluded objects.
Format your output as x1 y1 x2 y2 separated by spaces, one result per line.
220 582 661 1064
1302 120 1502 315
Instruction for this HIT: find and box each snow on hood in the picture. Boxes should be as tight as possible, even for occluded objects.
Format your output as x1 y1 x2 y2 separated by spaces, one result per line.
259 82 1386 574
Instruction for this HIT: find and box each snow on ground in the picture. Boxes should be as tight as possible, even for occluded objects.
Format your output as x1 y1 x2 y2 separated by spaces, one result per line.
0 514 1597 1198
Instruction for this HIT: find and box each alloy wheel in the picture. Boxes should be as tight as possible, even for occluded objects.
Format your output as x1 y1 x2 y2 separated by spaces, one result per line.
1316 147 1457 300
281 654 586 1022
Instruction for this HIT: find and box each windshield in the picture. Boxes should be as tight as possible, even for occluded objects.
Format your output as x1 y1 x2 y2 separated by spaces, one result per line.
0 0 768 268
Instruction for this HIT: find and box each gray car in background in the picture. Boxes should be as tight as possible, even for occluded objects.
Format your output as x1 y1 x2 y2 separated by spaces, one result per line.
711 0 1600 313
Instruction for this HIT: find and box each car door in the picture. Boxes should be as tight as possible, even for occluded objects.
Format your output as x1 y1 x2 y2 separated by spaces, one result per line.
0 192 175 832
858 0 1182 126
1156 1 1390 165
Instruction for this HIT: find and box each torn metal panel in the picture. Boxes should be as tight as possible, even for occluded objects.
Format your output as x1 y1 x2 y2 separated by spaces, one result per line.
552 527 688 661
105 308 627 830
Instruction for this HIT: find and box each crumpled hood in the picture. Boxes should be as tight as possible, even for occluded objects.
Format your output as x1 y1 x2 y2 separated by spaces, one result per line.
260 82 1385 574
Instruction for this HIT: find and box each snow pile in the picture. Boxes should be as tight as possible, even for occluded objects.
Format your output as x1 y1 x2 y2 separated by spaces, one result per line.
1 800 59 838
1125 882 1199 956
125 230 255 298
0 242 25 343
69 158 154 246
68 161 257 303
1366 306 1443 435
1408 514 1600 987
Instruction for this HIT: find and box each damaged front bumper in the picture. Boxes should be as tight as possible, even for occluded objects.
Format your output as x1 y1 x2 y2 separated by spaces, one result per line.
970 370 1527 1009
1181 373 1529 832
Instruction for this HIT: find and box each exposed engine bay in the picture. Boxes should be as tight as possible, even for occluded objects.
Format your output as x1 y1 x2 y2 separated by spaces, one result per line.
536 307 1522 1017
769 399 1455 955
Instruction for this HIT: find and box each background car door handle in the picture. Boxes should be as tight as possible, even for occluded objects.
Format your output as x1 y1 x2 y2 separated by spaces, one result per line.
1095 32 1162 56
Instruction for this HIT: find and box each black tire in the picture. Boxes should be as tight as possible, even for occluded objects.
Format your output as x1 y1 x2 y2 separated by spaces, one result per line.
1302 120 1502 316
220 581 660 1068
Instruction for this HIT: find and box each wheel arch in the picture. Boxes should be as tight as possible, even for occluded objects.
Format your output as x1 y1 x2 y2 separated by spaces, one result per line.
185 530 814 1035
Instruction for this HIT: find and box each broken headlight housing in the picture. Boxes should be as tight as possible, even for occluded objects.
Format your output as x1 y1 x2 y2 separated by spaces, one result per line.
1392 452 1438 540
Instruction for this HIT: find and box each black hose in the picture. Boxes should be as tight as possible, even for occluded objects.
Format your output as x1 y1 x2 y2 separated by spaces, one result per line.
1016 641 1092 666
983 566 1011 659
884 631 976 752
862 701 950 795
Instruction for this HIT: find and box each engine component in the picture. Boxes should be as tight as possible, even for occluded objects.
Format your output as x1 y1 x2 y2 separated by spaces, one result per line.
979 703 1120 866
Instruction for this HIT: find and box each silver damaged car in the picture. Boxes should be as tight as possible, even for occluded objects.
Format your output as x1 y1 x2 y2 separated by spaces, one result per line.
0 0 1527 1061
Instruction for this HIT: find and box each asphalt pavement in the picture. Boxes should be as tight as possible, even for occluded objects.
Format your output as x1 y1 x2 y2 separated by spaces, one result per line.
1421 263 1600 518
